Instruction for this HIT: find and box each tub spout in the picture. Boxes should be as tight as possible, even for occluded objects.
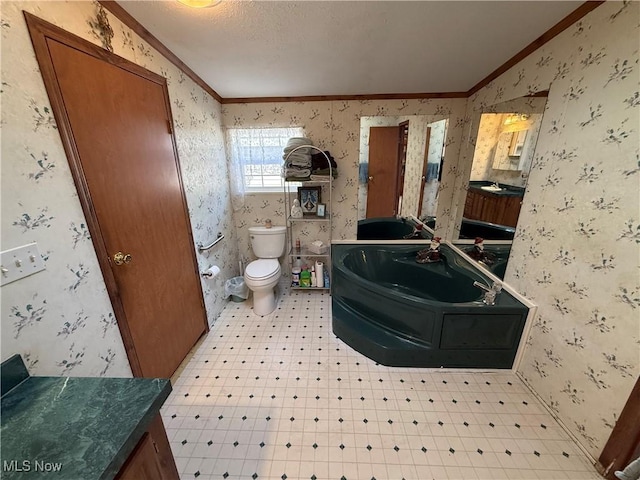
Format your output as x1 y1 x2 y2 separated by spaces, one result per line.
473 281 502 305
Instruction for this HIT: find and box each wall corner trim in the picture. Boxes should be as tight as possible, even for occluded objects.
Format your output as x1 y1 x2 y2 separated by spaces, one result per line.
99 1 604 104
98 0 224 103
467 1 605 96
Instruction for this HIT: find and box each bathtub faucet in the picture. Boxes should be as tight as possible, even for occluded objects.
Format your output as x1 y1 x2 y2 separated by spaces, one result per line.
473 280 502 306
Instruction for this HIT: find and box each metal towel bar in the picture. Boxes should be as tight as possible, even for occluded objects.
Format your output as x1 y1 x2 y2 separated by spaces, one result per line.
198 232 224 253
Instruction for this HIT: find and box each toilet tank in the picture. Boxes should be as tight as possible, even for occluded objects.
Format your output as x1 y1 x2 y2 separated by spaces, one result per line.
249 226 286 258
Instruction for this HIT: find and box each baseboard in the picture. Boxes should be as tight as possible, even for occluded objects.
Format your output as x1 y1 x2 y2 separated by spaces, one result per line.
516 371 600 469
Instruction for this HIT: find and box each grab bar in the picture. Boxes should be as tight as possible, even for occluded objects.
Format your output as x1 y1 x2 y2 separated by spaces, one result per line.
198 232 224 253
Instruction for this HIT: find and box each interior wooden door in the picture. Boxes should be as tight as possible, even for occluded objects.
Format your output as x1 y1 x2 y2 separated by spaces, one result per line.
26 13 207 378
366 126 400 218
597 377 640 479
417 127 432 218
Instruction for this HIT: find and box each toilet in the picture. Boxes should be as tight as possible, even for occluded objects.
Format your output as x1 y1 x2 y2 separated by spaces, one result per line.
244 225 286 316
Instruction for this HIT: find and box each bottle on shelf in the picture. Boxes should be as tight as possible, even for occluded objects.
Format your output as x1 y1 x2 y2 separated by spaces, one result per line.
295 238 301 252
300 267 311 287
310 265 316 287
291 257 302 286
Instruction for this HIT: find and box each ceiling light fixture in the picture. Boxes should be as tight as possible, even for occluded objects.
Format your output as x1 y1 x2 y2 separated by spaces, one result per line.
177 0 221 8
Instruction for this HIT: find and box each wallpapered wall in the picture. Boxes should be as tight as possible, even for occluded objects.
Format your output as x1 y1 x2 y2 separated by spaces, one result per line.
3 0 635 459
222 101 467 263
358 115 430 220
0 1 238 376
457 1 639 457
421 119 447 218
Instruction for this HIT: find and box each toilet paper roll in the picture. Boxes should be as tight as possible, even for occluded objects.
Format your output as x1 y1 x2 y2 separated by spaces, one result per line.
202 265 220 279
315 261 324 288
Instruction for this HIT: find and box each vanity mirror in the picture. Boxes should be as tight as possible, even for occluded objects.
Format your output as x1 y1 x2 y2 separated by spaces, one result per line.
453 92 548 279
461 94 547 236
358 115 448 222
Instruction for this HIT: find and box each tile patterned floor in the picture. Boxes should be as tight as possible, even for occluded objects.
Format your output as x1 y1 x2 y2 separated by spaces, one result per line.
162 290 600 480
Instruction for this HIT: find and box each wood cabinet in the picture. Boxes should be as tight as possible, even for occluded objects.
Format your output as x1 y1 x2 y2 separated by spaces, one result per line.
116 415 179 480
464 189 522 228
502 195 523 227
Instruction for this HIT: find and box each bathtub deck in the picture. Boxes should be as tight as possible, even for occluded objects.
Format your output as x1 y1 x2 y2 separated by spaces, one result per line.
162 289 599 480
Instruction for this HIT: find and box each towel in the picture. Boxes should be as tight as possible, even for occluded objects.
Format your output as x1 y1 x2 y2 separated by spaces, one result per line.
284 168 311 178
286 137 312 146
283 138 313 156
283 138 313 168
310 168 338 178
283 148 311 158
426 162 440 182
285 156 311 168
359 162 369 184
311 151 337 170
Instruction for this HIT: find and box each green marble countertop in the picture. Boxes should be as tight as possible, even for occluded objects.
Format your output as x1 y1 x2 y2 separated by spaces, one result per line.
1 373 172 480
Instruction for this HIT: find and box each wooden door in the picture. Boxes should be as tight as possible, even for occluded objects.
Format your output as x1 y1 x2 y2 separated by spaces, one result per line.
597 377 640 479
366 126 400 218
26 13 207 378
417 127 432 218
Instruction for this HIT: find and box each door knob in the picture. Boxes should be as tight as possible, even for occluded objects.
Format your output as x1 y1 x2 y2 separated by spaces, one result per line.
113 252 132 265
368 176 373 181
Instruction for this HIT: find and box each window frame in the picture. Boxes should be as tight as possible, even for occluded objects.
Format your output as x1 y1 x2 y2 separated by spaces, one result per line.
226 126 305 194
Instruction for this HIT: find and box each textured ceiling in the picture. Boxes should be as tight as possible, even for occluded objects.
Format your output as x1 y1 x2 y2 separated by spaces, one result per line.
118 1 583 98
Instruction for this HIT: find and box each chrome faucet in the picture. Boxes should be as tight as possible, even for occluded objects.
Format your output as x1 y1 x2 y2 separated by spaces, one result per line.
473 280 502 305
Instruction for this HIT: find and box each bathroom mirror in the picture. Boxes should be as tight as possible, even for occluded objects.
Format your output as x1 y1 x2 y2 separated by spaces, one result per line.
358 115 448 222
460 94 547 238
454 92 548 278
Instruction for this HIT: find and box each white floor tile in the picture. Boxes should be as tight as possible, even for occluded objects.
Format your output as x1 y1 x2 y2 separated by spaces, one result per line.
163 290 599 480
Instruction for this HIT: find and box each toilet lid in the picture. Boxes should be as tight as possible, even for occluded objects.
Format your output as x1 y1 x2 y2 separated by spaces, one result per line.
245 259 279 279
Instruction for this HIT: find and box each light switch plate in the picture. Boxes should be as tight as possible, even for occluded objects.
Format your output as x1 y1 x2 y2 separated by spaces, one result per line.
1 242 46 286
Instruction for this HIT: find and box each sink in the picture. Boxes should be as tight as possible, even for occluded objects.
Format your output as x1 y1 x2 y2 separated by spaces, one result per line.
481 185 503 192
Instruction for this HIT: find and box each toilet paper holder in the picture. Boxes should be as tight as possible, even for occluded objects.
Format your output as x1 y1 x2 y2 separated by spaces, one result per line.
201 265 221 278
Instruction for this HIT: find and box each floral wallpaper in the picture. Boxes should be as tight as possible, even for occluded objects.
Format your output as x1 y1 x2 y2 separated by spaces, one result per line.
223 100 468 263
1 1 238 376
6 0 632 461
456 0 639 458
420 119 447 218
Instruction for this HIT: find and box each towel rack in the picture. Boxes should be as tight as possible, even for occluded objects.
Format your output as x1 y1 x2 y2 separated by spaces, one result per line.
198 232 224 253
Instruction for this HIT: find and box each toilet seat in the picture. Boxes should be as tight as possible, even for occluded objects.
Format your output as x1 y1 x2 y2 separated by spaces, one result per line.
244 259 280 286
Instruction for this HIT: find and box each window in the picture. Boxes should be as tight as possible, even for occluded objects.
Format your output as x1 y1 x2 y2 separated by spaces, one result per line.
226 126 304 192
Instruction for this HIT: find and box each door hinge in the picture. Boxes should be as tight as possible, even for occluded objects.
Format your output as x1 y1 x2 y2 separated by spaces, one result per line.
167 119 173 134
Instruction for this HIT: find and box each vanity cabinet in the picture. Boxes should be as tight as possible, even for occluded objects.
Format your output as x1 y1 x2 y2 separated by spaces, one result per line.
116 415 179 480
464 188 522 228
0 354 178 480
501 195 523 227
